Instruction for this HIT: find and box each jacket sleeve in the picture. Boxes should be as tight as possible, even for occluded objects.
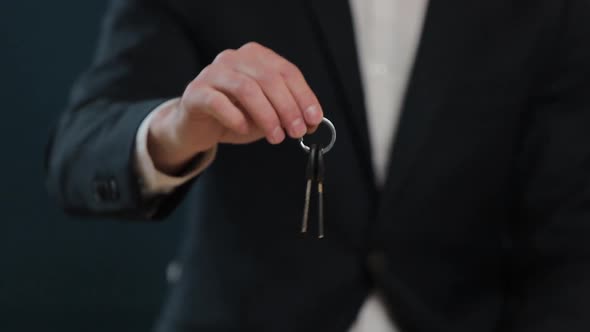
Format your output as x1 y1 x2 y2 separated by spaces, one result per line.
45 0 201 220
510 0 590 330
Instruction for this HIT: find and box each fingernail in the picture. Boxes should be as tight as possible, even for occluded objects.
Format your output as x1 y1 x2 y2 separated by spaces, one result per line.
290 118 307 137
305 105 322 124
271 127 285 144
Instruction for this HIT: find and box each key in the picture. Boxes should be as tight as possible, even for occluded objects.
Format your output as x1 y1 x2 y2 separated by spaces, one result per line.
298 117 336 239
316 148 325 239
301 144 318 233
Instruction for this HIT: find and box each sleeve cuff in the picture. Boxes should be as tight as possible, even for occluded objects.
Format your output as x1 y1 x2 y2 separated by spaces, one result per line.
134 99 217 196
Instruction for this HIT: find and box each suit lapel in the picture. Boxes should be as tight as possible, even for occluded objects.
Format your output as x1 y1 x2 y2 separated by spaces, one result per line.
304 0 375 184
379 0 473 208
304 0 474 207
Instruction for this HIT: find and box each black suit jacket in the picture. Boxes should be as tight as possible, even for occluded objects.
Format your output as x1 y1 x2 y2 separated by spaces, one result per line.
46 0 590 331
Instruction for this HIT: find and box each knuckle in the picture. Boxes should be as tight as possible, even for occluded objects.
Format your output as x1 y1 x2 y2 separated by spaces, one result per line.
234 77 258 98
195 64 214 81
200 89 221 110
241 41 262 51
213 49 236 64
280 62 301 80
256 69 279 85
184 80 198 95
184 79 204 98
196 64 229 86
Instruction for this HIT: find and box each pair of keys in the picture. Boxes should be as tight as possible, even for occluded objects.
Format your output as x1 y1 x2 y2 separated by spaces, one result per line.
299 117 336 239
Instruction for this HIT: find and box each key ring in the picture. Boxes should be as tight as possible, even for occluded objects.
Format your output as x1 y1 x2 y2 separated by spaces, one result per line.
299 117 337 154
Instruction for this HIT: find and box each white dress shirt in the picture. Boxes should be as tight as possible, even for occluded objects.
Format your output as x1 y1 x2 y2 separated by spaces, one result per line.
135 1 428 330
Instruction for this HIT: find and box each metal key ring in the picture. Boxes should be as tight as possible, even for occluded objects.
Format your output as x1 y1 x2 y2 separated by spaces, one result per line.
299 117 336 154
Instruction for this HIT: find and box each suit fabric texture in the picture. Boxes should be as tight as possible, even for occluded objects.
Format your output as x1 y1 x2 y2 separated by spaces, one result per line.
46 0 590 331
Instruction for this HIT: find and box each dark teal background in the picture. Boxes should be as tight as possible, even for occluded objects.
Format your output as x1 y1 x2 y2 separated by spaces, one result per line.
0 2 183 331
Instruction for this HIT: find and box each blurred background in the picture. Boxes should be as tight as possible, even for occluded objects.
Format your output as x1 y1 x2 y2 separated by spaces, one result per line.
0 2 184 331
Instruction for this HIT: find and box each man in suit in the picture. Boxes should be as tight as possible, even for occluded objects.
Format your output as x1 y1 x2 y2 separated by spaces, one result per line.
46 0 590 331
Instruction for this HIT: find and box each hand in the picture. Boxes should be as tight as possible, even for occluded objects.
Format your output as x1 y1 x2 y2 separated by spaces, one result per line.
147 42 324 174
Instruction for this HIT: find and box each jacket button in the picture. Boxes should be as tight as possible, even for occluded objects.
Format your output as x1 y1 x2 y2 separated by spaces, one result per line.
94 180 108 202
93 178 119 202
166 261 183 284
108 178 120 201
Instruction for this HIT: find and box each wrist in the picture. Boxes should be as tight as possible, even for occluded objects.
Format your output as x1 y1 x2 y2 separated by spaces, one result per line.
147 99 213 175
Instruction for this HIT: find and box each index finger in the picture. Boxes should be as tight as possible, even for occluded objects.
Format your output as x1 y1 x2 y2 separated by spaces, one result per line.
278 61 324 127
